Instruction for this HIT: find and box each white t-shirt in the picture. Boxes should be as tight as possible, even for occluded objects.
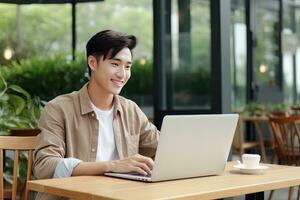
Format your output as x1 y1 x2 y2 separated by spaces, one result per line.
92 103 119 161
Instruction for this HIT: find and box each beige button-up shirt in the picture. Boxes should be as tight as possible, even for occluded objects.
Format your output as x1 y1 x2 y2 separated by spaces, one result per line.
33 83 159 200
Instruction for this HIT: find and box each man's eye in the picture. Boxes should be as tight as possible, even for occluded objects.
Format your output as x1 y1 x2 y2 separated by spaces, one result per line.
126 66 131 69
112 63 118 66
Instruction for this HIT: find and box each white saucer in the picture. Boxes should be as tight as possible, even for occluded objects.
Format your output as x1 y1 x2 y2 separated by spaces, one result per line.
233 164 269 174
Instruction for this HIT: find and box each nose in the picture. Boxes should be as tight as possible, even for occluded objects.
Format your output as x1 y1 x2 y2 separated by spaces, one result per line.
116 67 126 78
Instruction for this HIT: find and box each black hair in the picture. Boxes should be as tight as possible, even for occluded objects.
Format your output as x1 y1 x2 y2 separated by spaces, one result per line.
86 30 137 76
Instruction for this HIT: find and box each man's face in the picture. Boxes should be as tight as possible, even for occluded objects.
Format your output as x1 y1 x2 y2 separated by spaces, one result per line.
89 48 132 95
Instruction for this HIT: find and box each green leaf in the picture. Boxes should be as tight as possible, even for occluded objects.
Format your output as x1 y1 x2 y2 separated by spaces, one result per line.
0 93 9 101
3 172 12 184
8 94 25 115
8 85 30 98
0 74 8 97
4 157 13 184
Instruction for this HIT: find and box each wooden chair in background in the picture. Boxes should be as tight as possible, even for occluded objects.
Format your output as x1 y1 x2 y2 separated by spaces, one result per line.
268 114 300 200
0 136 37 200
232 117 268 162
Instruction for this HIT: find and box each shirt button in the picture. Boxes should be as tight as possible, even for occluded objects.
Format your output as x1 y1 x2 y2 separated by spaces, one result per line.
91 113 95 117
91 148 96 152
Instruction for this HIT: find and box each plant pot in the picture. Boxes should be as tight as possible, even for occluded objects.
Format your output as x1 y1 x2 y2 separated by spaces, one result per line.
9 128 41 136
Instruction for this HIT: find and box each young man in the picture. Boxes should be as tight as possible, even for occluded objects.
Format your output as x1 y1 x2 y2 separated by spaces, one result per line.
33 30 159 200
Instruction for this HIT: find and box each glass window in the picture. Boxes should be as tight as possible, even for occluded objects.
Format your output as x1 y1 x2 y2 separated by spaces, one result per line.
0 4 16 64
76 0 153 60
255 0 280 87
281 2 300 104
296 8 300 102
282 2 294 104
231 0 247 111
21 4 71 57
167 0 211 110
0 3 71 64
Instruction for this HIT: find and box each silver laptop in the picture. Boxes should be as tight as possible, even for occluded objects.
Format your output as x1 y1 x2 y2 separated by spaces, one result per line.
104 114 239 182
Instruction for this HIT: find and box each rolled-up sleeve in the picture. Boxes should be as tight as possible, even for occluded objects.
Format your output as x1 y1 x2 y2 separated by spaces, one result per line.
33 102 66 179
53 157 82 178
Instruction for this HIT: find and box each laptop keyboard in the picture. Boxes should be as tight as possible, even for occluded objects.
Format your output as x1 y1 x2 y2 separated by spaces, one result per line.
129 172 151 177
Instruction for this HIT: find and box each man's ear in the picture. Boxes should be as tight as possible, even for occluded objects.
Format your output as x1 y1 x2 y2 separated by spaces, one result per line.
87 55 98 72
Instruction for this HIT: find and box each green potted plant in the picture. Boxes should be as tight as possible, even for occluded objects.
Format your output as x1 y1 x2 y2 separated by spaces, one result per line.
0 74 42 191
240 103 267 117
266 103 291 117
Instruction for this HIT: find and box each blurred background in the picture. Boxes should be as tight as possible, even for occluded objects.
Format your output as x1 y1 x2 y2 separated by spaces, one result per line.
1 0 300 199
0 0 299 124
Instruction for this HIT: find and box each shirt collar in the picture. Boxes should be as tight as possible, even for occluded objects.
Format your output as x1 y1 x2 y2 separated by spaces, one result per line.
113 94 122 117
79 82 122 116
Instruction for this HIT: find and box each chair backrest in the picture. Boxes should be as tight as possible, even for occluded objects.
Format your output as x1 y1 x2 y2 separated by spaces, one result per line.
268 111 290 118
232 119 243 150
269 115 300 165
0 136 37 200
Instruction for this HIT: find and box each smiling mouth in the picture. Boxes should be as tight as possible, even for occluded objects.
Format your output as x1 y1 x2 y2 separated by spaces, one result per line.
111 79 124 87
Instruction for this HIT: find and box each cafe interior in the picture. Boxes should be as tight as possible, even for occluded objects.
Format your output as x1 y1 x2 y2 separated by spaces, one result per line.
1 0 300 199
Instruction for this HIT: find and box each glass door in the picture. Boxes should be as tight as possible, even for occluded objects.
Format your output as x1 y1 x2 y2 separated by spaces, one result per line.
153 0 231 127
231 0 247 111
254 0 283 103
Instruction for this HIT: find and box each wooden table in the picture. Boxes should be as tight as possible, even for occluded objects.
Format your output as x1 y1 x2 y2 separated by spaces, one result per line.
28 162 300 200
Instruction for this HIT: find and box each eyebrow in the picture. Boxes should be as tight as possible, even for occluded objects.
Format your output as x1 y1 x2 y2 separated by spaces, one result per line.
112 58 132 65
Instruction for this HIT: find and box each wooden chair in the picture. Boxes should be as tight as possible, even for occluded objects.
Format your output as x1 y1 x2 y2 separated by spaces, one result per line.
268 114 300 200
232 118 268 162
0 136 37 200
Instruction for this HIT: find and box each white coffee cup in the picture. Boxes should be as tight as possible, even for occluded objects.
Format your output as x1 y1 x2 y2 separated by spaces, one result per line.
242 154 261 169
